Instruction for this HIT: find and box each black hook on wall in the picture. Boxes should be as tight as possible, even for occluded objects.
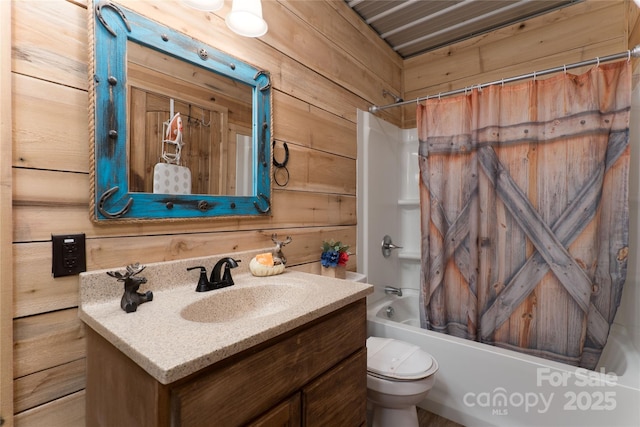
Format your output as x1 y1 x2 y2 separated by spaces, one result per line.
272 140 290 187
272 140 289 167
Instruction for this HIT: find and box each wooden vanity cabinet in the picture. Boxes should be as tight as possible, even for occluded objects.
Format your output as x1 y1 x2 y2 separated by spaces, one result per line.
247 394 301 426
86 299 367 427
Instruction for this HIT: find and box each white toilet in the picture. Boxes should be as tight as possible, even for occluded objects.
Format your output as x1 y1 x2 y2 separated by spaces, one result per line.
366 336 439 427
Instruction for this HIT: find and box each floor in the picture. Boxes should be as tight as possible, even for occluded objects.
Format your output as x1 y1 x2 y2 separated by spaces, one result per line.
367 407 463 427
417 407 464 427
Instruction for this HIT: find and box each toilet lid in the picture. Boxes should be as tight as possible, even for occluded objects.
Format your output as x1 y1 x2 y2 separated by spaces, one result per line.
366 336 435 380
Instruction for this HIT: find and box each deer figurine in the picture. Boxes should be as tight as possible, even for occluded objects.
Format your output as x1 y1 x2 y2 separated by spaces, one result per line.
106 263 153 313
271 234 292 265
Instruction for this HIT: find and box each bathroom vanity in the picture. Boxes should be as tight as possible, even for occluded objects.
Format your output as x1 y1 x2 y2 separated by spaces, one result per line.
79 251 372 426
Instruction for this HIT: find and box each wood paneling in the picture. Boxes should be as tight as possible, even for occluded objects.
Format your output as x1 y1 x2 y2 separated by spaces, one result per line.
14 359 86 413
1 1 13 425
13 309 85 378
402 0 631 128
263 0 394 108
11 0 88 90
14 390 85 427
12 73 89 173
629 0 640 49
279 0 402 89
273 92 357 159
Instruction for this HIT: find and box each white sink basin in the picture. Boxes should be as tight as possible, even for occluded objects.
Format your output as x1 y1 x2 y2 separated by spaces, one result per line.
180 284 311 323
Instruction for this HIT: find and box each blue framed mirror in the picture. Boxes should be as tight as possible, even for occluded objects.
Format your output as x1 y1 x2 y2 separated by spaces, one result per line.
90 1 271 221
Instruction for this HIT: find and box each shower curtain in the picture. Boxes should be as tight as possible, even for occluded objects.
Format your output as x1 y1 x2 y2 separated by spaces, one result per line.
418 60 630 369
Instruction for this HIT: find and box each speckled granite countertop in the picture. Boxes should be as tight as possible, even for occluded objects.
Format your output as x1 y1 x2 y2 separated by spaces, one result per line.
78 249 372 385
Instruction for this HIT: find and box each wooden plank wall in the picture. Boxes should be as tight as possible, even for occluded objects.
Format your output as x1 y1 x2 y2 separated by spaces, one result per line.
6 0 640 425
1 1 14 426
7 0 402 425
402 0 637 129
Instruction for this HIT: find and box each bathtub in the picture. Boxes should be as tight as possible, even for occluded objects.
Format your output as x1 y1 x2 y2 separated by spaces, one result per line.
367 289 640 427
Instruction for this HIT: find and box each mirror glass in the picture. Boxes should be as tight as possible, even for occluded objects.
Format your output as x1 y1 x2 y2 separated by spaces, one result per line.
127 42 253 196
90 1 271 221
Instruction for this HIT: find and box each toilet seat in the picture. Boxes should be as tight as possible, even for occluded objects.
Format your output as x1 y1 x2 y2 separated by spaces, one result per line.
366 337 437 381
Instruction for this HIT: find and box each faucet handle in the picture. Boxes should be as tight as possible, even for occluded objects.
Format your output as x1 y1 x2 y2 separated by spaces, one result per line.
384 286 403 297
187 266 210 292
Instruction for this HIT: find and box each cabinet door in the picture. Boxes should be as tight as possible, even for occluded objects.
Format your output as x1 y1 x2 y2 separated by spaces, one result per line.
171 302 365 427
248 394 301 427
302 349 367 427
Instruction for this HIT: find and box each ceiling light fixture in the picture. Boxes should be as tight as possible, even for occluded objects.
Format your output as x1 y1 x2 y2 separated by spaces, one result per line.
182 0 268 38
226 0 268 38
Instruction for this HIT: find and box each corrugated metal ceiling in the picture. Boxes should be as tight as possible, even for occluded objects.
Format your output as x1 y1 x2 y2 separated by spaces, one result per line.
345 0 581 58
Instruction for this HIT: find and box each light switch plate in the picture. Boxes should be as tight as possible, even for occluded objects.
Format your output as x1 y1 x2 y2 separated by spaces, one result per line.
52 234 87 278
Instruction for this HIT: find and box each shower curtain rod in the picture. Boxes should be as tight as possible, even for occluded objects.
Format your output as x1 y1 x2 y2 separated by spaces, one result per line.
369 45 640 114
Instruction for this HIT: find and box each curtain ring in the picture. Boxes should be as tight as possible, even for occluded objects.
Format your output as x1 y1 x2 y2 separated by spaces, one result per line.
563 64 567 75
438 92 442 100
501 78 504 87
596 57 600 67
533 71 537 81
628 50 632 62
272 140 289 168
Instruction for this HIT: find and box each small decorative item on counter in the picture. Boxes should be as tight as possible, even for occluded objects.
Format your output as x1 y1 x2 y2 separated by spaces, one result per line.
249 252 285 276
271 233 292 265
320 240 349 279
106 263 153 313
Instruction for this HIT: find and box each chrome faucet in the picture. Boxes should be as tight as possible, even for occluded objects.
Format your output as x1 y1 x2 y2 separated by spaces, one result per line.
187 257 240 292
384 286 403 297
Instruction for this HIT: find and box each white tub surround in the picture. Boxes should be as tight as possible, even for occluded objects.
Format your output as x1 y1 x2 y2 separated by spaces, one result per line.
79 248 373 384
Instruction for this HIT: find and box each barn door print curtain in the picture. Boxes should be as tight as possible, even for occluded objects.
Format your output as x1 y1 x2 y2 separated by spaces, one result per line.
417 61 630 369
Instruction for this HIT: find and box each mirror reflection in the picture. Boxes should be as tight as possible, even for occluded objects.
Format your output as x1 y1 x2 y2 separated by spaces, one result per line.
127 42 253 196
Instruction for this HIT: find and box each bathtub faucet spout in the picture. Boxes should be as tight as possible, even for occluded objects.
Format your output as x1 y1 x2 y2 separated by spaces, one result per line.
384 286 403 297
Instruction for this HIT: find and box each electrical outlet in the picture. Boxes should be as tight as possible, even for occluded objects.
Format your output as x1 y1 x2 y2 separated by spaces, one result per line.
52 234 87 277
